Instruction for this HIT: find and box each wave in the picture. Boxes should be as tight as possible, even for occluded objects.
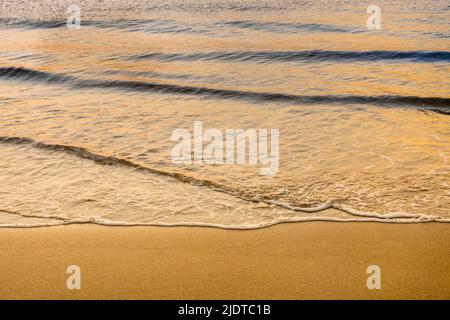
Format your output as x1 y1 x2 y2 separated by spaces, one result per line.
0 18 159 30
215 20 354 33
0 18 67 29
2 213 449 230
0 18 354 33
0 67 70 83
0 136 448 229
2 18 448 39
1 67 449 110
130 50 450 63
0 18 204 34
0 18 353 35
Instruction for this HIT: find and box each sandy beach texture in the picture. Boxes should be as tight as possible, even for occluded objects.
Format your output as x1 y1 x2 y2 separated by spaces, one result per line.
0 222 449 299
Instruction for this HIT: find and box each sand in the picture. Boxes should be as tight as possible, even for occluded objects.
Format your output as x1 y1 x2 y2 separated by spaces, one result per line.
0 222 449 299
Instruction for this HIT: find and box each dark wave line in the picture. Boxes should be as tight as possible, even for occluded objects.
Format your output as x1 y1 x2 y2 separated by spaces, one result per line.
0 18 171 30
1 67 449 109
0 18 354 34
0 136 264 206
215 20 354 33
0 66 71 82
131 50 450 63
0 18 67 29
2 18 448 40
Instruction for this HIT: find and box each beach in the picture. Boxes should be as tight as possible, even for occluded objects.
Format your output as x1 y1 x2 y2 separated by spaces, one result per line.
1 222 449 300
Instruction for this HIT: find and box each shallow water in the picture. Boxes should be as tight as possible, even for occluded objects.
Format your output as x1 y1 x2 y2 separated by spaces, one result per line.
0 0 449 228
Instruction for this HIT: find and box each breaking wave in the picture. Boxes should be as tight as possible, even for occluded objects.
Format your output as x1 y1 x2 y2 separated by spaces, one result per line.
0 136 448 229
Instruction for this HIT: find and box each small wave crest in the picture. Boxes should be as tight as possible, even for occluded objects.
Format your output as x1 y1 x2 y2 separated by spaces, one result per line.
1 67 449 110
0 18 356 35
130 50 450 63
216 20 354 34
0 66 71 82
1 17 447 39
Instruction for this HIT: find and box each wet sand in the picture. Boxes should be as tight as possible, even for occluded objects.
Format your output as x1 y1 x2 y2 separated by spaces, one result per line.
0 222 449 299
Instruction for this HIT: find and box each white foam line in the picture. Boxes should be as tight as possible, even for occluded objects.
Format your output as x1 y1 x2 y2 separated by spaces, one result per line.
264 200 332 212
0 215 449 230
331 204 438 220
0 221 67 228
261 200 440 221
0 209 69 221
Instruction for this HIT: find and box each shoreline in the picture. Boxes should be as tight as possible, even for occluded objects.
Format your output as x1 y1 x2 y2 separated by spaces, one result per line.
1 218 450 230
1 207 449 230
0 222 449 299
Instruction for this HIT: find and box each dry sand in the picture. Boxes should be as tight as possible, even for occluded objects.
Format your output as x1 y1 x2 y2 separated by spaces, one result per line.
0 222 449 299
